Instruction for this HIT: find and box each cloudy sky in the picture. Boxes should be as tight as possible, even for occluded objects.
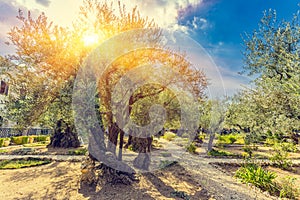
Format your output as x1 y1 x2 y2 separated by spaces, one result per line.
0 0 299 97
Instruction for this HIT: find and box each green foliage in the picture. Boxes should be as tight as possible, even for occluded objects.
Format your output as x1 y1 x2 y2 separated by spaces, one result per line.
235 163 278 194
226 9 300 146
162 132 176 141
208 148 234 157
274 142 298 153
0 158 51 169
12 136 29 145
34 135 50 143
68 148 88 155
269 148 292 170
0 138 3 147
242 145 258 158
217 134 241 145
0 138 9 147
185 143 196 154
279 176 299 199
0 149 8 154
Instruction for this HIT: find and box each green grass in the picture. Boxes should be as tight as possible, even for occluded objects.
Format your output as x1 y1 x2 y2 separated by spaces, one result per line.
0 158 51 169
23 142 48 147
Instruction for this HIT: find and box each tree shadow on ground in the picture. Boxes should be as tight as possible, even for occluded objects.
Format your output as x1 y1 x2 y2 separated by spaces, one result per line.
79 183 156 200
143 163 211 200
78 162 212 200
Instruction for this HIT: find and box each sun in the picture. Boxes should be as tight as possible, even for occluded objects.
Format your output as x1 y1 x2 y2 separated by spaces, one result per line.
82 32 99 46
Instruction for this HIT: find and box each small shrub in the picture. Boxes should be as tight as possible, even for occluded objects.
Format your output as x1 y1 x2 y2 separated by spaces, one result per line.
21 136 29 144
242 145 258 158
34 135 50 142
228 136 237 144
12 136 26 145
162 132 176 141
269 149 292 170
279 176 299 199
3 138 10 147
185 143 196 154
0 138 4 147
0 138 10 147
235 163 278 195
208 148 234 157
68 148 88 155
217 134 240 145
277 142 298 153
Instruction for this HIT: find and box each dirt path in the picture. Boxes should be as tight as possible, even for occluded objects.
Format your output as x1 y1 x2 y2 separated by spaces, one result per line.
1 140 299 199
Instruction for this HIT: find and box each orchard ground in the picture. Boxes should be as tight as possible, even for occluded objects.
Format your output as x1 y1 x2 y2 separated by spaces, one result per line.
0 136 299 200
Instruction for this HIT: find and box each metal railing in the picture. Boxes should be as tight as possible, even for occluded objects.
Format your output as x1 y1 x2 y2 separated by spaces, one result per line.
0 128 53 138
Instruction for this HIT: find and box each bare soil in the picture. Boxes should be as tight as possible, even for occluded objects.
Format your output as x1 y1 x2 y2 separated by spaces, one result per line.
0 161 212 200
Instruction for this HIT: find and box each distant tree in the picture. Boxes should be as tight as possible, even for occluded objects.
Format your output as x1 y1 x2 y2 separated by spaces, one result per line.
227 9 300 144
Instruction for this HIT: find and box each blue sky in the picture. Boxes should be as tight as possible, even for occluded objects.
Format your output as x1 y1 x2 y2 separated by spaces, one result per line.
0 0 299 96
180 0 299 71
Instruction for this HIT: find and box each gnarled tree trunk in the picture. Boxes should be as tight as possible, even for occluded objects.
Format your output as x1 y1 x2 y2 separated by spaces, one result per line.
48 119 80 148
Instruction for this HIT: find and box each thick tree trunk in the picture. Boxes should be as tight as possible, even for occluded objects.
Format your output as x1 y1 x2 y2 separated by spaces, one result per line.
48 119 80 148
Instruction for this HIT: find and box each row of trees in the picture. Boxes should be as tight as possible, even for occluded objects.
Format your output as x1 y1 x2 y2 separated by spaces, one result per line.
225 10 300 144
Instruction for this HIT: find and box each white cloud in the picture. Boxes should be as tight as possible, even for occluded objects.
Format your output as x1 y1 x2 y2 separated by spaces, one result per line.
121 0 203 32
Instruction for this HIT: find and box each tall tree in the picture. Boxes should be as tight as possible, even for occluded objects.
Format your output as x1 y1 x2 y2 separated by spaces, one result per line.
227 9 300 144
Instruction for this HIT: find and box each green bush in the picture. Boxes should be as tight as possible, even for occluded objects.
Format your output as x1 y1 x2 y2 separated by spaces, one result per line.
185 143 196 154
0 138 4 147
34 135 50 142
0 138 11 147
208 148 234 157
275 142 298 153
235 163 278 194
12 136 28 145
162 132 176 141
242 145 258 158
279 176 299 199
217 134 242 145
68 148 87 155
270 150 292 170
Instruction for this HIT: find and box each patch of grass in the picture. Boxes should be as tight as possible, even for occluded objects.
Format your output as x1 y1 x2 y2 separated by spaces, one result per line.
0 158 51 169
162 132 177 141
208 148 235 157
68 148 87 155
23 142 48 147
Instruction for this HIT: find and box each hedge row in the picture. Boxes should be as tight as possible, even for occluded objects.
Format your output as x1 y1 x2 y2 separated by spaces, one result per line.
11 136 50 145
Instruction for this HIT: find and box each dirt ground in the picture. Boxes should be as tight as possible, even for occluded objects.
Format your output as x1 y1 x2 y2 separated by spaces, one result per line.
0 161 212 200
